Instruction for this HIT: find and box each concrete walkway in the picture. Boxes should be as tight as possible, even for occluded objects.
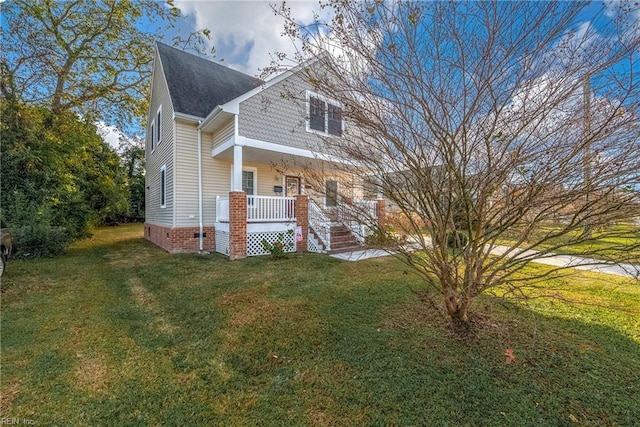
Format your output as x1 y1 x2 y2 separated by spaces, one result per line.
330 243 640 279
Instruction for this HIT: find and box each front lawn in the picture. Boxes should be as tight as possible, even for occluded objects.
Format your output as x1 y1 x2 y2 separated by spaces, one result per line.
501 223 640 264
1 224 639 425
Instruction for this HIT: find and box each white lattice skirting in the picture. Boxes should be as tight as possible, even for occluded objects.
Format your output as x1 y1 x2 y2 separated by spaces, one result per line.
307 233 325 253
215 230 230 255
247 230 296 256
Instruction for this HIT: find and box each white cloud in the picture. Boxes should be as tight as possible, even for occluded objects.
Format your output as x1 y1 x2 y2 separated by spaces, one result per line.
96 122 136 152
173 1 330 76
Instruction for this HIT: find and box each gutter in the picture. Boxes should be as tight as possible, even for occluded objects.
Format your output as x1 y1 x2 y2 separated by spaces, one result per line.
198 105 223 131
197 122 206 254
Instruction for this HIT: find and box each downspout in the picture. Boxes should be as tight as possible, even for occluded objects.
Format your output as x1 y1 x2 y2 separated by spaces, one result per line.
197 123 204 253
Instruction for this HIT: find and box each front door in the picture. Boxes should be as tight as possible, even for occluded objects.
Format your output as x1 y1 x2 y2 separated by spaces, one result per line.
285 176 300 218
285 176 301 197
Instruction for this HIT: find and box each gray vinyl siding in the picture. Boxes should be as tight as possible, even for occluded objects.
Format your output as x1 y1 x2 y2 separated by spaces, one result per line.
146 49 175 227
238 69 327 152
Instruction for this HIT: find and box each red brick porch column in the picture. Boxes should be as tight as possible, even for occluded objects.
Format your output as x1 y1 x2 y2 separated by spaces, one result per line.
228 191 247 260
295 195 308 253
376 198 386 230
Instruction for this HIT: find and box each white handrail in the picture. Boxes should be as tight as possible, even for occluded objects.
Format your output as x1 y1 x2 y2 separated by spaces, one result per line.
308 198 331 250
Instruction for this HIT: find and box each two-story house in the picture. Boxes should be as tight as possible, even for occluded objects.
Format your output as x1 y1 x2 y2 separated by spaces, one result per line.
144 42 384 259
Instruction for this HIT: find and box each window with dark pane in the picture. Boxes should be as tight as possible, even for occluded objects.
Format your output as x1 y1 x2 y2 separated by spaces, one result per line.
327 103 342 136
160 167 166 208
309 96 326 132
156 109 161 143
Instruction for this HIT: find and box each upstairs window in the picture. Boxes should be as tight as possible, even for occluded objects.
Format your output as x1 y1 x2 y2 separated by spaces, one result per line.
327 103 342 136
156 106 162 145
150 119 155 151
307 92 342 137
160 165 167 208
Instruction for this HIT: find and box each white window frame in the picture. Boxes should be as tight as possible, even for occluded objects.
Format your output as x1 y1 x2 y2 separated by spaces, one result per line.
156 105 162 146
160 164 167 209
229 166 257 195
305 90 343 137
150 119 155 152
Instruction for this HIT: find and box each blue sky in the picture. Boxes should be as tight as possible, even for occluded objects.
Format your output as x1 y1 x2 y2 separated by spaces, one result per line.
116 1 638 145
169 1 328 76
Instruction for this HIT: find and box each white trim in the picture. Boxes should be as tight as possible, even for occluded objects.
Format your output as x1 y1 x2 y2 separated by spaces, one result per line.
247 223 295 233
154 43 175 123
156 105 163 146
174 111 204 122
305 90 343 137
197 106 223 130
229 165 258 195
160 164 167 209
197 126 204 252
212 136 234 157
212 135 352 165
150 119 155 152
232 145 243 192
220 54 327 114
237 136 347 163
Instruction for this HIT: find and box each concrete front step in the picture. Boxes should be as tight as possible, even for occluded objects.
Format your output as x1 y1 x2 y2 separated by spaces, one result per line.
328 245 364 254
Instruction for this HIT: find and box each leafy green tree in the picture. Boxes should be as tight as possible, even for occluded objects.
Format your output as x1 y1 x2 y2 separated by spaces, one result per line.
120 139 146 222
1 96 129 255
2 0 211 129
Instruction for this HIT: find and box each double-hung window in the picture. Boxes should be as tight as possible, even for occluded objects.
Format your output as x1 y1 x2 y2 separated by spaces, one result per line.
156 106 162 146
160 165 167 208
307 92 342 137
150 119 155 151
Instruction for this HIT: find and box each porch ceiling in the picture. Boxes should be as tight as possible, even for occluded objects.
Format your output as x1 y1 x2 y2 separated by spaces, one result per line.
212 142 338 171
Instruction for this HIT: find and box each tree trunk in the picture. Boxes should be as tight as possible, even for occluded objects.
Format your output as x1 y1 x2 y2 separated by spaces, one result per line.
444 291 471 325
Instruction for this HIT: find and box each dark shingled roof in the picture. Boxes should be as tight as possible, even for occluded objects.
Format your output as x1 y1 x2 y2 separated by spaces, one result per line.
156 42 263 118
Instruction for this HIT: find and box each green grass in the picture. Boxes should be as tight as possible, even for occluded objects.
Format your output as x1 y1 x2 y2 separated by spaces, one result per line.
1 224 639 426
501 223 640 264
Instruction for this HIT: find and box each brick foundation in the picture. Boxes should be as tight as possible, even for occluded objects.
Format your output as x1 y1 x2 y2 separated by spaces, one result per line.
144 223 215 253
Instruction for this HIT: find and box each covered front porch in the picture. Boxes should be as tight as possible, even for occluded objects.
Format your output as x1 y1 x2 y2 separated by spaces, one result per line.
213 192 384 259
201 113 384 259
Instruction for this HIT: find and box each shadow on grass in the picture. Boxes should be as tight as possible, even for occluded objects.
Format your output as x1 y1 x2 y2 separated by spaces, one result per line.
1 224 639 425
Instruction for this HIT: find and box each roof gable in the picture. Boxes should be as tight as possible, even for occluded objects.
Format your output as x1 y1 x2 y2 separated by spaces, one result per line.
156 42 263 118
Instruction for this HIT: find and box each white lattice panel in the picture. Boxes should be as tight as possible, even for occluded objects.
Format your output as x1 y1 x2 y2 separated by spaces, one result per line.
307 233 325 253
247 231 296 256
215 230 229 255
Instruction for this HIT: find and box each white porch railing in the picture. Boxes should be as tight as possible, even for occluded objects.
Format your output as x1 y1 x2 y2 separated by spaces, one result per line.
309 198 331 250
338 199 377 223
247 195 295 222
216 195 295 223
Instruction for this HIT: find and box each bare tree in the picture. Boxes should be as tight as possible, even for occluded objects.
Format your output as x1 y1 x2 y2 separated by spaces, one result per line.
271 1 640 325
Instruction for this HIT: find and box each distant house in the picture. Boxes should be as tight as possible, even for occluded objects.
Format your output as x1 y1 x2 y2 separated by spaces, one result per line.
144 42 384 258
